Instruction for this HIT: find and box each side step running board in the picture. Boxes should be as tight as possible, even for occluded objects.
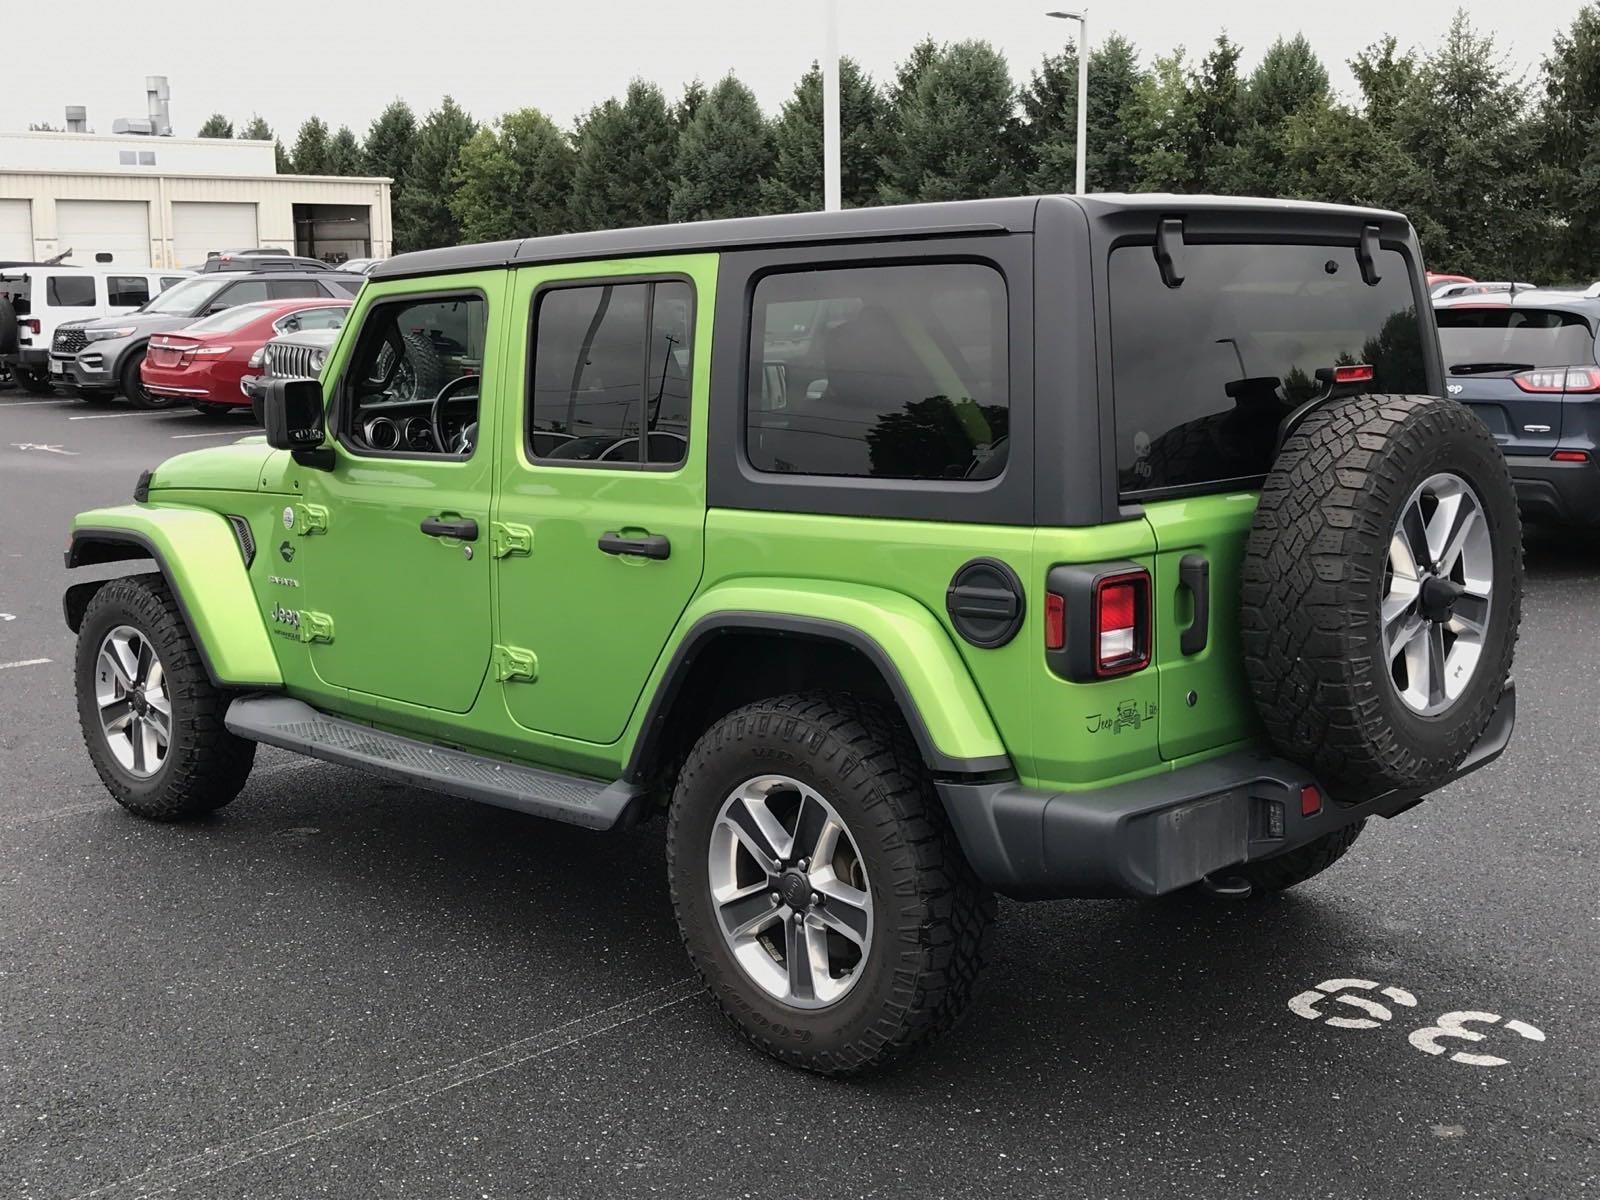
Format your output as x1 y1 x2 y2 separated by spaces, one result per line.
225 696 647 831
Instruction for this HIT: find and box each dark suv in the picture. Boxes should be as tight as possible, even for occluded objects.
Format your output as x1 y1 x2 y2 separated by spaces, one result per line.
1436 289 1600 524
60 271 363 408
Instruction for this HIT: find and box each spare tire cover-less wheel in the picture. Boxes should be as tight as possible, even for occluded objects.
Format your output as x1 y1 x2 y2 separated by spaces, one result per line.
1240 393 1521 796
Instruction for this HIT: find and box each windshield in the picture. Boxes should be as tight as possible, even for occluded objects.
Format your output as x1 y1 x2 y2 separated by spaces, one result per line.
1435 307 1596 370
140 276 230 316
185 302 276 335
1111 241 1428 497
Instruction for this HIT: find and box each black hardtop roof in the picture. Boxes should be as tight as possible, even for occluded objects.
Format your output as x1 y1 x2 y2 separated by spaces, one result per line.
371 194 1411 283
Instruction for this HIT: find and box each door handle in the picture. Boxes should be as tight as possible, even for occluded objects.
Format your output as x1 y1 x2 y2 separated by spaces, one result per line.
598 531 670 560
420 515 479 541
1179 553 1210 656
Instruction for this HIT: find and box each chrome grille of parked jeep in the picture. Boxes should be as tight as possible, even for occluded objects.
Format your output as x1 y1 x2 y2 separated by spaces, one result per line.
264 342 317 379
53 326 88 354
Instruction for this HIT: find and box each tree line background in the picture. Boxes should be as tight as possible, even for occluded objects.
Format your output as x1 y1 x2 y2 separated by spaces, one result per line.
191 6 1600 282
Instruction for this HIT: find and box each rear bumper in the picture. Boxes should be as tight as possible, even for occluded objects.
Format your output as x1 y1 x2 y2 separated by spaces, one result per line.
939 683 1515 900
1505 454 1600 525
1 347 47 370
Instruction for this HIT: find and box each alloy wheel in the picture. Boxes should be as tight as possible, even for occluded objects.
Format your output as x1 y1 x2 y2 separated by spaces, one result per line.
1381 472 1493 716
708 775 873 1009
94 625 171 778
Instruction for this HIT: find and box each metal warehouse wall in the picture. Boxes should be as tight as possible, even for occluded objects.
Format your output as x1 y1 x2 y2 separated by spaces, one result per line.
0 171 393 267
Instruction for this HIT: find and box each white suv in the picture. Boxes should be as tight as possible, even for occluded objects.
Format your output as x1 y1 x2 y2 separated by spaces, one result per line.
0 267 190 393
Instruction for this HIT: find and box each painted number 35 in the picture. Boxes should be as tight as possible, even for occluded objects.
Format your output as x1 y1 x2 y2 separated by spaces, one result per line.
1289 978 1546 1067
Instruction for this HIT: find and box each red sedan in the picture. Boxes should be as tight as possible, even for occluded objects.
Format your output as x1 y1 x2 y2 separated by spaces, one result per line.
142 299 351 416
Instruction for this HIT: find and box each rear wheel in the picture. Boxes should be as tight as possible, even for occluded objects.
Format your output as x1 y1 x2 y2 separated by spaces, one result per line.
121 351 174 409
75 575 255 820
12 367 53 395
667 694 994 1076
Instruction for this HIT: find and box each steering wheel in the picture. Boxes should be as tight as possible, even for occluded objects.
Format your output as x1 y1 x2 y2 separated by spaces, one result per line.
430 375 481 455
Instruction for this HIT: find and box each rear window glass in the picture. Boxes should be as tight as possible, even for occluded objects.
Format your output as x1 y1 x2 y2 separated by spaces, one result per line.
1111 243 1427 497
47 275 96 307
107 276 150 307
746 263 1008 481
1435 307 1596 369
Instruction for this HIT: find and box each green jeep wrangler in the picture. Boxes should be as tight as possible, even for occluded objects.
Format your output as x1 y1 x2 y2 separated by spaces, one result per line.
64 196 1521 1075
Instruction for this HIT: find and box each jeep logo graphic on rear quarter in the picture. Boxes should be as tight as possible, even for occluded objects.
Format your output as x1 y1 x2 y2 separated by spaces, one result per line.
1447 383 1463 395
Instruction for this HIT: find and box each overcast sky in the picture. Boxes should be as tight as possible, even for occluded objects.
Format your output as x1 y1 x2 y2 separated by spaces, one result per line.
2 0 1587 141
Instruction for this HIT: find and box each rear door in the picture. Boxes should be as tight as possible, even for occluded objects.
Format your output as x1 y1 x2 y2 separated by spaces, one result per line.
1434 304 1596 455
1105 237 1434 762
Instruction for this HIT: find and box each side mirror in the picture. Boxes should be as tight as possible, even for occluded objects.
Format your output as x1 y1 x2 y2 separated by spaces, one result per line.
263 378 332 468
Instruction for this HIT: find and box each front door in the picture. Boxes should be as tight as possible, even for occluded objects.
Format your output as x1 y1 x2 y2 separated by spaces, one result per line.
293 277 503 714
491 256 715 745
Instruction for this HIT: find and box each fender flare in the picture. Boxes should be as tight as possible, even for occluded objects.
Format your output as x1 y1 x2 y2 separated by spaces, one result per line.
625 581 1014 782
65 506 282 689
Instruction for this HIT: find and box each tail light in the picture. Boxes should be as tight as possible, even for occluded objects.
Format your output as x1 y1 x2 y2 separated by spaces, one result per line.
1514 367 1600 393
1093 571 1151 676
22 318 40 335
191 345 234 357
1043 563 1152 681
1551 449 1591 463
1332 364 1374 384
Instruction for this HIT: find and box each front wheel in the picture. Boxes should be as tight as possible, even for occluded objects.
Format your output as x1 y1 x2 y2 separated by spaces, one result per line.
75 574 255 819
667 694 994 1075
122 352 174 409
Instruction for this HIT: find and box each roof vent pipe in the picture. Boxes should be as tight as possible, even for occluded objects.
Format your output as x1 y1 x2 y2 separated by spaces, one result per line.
145 76 171 136
65 106 87 133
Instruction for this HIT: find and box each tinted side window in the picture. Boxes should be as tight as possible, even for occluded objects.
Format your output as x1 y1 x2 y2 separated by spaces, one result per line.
528 280 693 466
1110 242 1427 497
107 276 149 307
210 280 271 311
343 295 487 457
270 279 324 299
160 277 185 292
326 278 364 297
47 275 96 307
746 263 1008 480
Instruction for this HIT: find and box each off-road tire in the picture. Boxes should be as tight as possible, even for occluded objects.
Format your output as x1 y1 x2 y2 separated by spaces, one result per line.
401 330 447 399
12 367 53 394
1241 394 1521 797
1236 821 1366 893
122 351 174 409
75 574 255 819
667 693 995 1076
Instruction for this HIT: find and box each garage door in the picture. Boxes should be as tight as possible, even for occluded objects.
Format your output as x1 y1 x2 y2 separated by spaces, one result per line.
56 200 150 267
171 202 259 268
0 199 32 260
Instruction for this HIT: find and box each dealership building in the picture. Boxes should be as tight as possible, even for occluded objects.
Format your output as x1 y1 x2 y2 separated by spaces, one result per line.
0 91 392 269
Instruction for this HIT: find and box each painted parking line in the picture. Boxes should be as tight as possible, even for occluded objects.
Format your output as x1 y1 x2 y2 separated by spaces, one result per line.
0 657 52 671
67 412 152 420
0 398 76 407
171 429 262 439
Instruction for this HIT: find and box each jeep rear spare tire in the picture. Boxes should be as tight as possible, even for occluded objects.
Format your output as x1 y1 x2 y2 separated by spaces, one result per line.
1241 393 1521 797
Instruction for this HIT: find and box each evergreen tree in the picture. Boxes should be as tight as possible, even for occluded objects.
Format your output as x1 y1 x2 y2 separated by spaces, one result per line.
1237 35 1333 194
570 80 678 230
1126 50 1202 190
879 40 1023 203
291 116 331 175
450 107 576 243
274 140 292 174
326 126 363 175
670 75 774 221
239 116 272 141
674 79 707 132
1189 34 1249 192
1538 4 1600 280
394 97 478 252
365 101 418 180
197 114 233 138
1023 33 1144 193
761 57 888 212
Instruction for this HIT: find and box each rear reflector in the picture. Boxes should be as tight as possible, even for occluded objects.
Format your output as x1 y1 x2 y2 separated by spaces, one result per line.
1044 592 1066 651
1515 367 1600 394
1300 785 1323 818
1552 449 1591 463
1333 364 1375 384
1094 571 1150 677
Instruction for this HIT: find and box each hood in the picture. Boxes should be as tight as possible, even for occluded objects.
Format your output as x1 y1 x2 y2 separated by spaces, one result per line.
83 312 197 338
271 328 341 348
146 440 279 494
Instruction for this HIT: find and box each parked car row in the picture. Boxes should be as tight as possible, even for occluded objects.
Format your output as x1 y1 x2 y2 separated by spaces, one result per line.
1 250 377 415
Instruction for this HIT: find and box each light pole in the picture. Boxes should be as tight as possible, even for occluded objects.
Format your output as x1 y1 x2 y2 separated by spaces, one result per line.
1045 9 1089 195
823 0 842 211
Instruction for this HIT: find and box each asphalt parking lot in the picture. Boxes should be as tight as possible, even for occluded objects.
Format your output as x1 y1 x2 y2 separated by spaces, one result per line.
1 391 1597 1200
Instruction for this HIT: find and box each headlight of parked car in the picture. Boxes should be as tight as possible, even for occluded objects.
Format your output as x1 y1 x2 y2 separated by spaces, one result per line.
309 350 327 371
84 327 136 342
247 347 265 368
